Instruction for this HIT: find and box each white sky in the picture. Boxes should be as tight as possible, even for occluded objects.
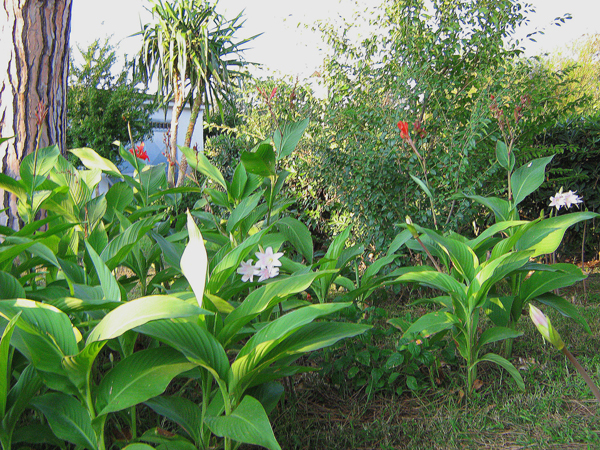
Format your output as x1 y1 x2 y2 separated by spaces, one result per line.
71 0 600 79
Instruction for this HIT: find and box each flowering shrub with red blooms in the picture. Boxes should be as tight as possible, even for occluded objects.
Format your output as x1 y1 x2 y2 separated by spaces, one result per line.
129 143 149 161
397 121 409 140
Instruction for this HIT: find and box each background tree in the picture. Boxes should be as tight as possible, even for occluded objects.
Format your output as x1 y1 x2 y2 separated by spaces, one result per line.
67 39 156 164
0 0 73 229
138 0 254 186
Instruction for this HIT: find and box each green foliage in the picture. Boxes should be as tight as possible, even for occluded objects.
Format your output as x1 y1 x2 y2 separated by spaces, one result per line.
318 306 453 398
519 112 600 257
0 117 375 449
67 39 155 163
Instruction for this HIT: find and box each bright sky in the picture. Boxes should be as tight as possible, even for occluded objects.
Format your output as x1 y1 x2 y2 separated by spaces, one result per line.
71 0 600 79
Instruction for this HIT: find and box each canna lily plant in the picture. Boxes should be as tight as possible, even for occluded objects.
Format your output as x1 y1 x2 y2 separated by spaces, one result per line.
389 113 596 395
132 211 371 450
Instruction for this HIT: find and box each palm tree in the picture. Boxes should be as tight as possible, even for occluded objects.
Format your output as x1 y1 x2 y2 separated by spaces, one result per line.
138 0 254 186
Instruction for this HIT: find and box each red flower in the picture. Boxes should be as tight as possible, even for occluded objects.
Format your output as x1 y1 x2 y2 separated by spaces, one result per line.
397 121 409 140
129 143 149 161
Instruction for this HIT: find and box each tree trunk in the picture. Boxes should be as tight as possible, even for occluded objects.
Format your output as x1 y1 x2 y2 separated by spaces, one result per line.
0 0 72 229
175 90 203 187
167 70 185 187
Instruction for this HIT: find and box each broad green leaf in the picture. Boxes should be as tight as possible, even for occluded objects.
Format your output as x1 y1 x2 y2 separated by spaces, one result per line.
136 319 230 381
468 220 529 251
0 299 79 371
519 264 586 304
483 296 514 327
241 143 276 177
461 194 511 222
387 229 413 256
410 174 433 199
151 231 184 270
117 141 138 167
230 163 248 201
179 145 226 188
31 392 97 449
0 271 25 300
276 217 313 263
535 293 591 334
495 140 513 170
334 275 355 291
489 219 539 261
139 163 167 202
70 147 122 177
20 145 60 191
85 241 121 302
82 195 107 232
144 396 203 445
3 364 44 443
95 347 194 416
138 430 197 449
123 445 157 450
149 185 202 199
516 212 599 257
469 251 532 309
86 296 209 344
62 341 106 396
232 303 354 385
273 117 309 159
11 422 65 447
3 237 61 269
400 311 458 338
362 254 396 284
206 188 230 209
79 168 102 192
0 312 21 417
100 215 159 270
246 381 285 415
511 156 553 205
475 327 522 353
395 269 467 301
206 229 268 293
219 272 323 346
235 321 370 396
419 228 478 282
0 240 37 267
226 190 263 234
0 173 26 200
476 353 524 391
205 395 281 450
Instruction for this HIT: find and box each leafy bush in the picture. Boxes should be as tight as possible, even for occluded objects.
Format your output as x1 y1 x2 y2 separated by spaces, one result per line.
68 39 155 164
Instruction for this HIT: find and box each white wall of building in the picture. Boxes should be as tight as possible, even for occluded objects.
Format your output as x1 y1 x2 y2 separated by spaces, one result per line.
143 102 205 166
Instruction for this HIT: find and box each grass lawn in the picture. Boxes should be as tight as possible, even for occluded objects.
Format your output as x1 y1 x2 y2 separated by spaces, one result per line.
255 276 600 450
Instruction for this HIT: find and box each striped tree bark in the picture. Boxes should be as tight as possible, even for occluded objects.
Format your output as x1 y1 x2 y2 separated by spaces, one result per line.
0 0 72 229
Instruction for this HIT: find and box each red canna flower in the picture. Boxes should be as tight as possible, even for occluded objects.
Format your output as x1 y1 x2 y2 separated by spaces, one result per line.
397 121 410 140
129 143 149 161
269 87 277 100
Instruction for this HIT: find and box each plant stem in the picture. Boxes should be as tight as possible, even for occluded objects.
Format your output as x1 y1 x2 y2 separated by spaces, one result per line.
562 347 600 404
130 405 137 440
201 371 212 449
415 236 442 273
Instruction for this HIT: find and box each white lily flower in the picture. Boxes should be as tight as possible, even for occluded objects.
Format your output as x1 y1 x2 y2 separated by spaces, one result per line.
549 188 582 211
180 210 208 307
549 192 566 210
563 190 583 208
257 265 279 282
237 259 259 282
255 247 284 270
